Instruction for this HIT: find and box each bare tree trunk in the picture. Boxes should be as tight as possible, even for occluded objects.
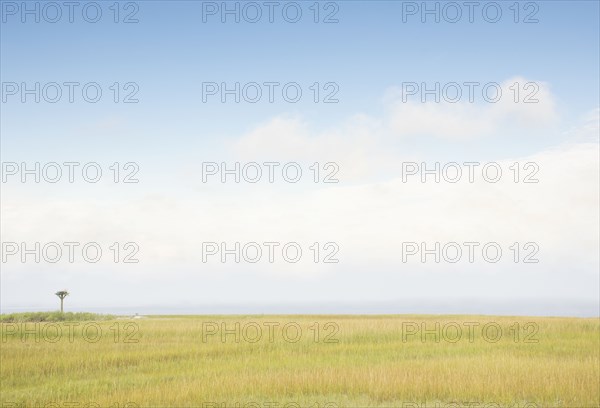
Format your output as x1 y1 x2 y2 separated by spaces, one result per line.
60 298 64 313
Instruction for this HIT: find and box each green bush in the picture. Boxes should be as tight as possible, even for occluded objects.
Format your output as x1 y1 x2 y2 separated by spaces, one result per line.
0 311 115 322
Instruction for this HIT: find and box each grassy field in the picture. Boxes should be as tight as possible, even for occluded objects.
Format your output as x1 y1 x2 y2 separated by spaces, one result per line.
1 315 598 407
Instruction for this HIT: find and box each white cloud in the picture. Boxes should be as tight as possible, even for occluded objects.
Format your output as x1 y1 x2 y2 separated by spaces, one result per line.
2 142 598 305
1 80 597 312
387 76 558 139
232 114 390 180
232 77 562 182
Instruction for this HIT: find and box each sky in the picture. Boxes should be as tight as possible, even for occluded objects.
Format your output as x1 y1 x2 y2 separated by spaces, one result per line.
1 0 599 316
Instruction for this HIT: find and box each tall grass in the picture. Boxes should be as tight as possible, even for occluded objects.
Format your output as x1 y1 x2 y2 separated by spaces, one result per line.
1 315 598 407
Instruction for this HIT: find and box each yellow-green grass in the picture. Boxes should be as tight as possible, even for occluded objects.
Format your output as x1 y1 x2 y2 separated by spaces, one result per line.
1 315 598 407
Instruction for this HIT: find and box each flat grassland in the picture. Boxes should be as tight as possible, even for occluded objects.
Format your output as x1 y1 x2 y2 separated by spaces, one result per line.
1 315 598 407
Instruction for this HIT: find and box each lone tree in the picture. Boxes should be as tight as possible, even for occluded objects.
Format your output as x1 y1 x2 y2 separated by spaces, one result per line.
55 290 69 313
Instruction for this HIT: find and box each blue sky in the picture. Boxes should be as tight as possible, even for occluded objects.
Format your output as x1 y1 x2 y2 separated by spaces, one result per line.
1 1 599 315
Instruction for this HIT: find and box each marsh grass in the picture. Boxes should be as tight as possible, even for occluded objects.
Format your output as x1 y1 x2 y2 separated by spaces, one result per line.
1 315 598 407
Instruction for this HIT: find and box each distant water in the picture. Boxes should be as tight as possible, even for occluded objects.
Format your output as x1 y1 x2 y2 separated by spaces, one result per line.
2 300 598 317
